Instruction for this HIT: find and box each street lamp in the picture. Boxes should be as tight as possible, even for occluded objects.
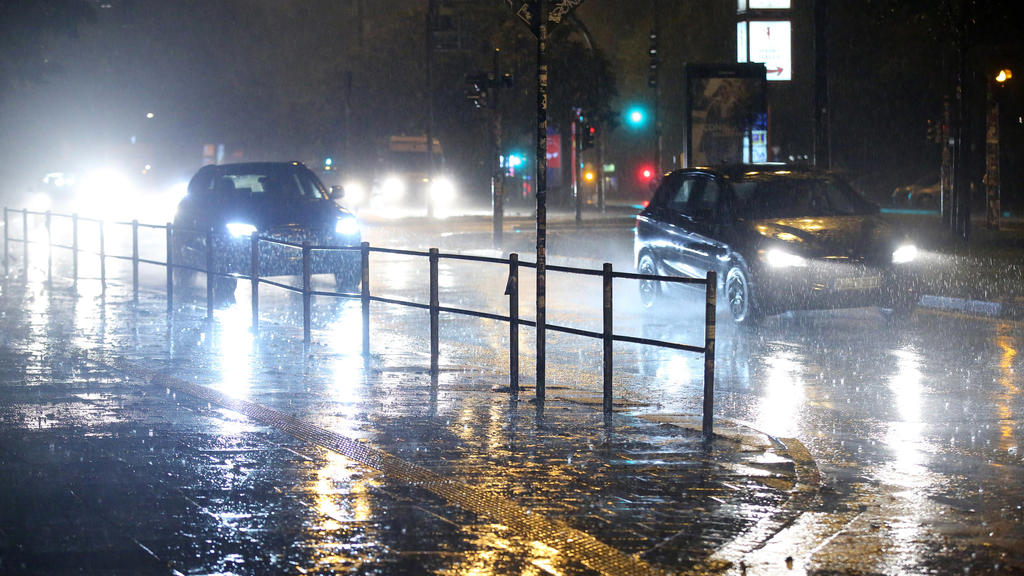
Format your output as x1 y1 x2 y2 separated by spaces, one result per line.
995 69 1012 83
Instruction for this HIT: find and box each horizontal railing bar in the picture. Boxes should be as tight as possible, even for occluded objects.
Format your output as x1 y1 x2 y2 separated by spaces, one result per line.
309 289 358 298
369 246 432 258
437 305 510 323
137 257 167 267
370 295 430 310
308 244 361 252
135 222 168 230
612 333 706 354
614 270 708 284
437 252 510 265
546 263 604 276
259 278 301 293
546 323 603 339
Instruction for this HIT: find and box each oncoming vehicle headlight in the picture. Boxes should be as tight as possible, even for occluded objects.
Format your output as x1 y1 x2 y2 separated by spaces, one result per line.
380 176 406 200
892 244 918 264
764 248 807 268
335 215 360 236
226 222 257 237
342 181 365 205
429 177 456 205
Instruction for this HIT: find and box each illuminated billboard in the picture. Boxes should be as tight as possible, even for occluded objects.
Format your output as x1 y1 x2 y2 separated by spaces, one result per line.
737 20 791 81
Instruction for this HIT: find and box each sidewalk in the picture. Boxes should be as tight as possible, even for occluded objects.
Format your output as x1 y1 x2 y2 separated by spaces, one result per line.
0 280 813 575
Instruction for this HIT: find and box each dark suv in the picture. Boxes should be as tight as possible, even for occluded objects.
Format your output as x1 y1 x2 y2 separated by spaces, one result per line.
172 162 362 297
634 165 921 324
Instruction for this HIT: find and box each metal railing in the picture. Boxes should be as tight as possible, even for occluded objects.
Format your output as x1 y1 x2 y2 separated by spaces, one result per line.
3 206 718 437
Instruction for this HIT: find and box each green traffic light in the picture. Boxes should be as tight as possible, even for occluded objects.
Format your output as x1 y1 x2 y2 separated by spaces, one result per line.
627 107 646 127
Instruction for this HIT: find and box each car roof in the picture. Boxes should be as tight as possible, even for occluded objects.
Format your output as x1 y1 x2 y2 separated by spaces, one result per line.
678 163 824 181
197 161 309 173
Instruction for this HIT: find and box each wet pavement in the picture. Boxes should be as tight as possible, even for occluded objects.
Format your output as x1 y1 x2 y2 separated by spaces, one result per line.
3 209 1024 575
0 280 811 575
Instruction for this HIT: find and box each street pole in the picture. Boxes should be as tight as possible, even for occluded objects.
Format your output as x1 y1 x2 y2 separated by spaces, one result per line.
493 49 505 248
535 1 548 400
813 0 831 169
985 81 1001 230
425 0 436 218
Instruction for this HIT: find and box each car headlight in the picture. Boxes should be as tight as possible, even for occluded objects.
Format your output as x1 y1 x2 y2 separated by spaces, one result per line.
429 177 456 205
335 215 360 236
380 176 406 200
764 248 807 268
226 222 257 237
892 244 918 264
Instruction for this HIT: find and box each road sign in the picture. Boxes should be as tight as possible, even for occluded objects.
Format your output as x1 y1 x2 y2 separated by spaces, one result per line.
505 0 585 35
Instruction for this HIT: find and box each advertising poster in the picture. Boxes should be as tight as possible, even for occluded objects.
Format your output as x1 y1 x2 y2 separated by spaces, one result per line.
684 64 767 167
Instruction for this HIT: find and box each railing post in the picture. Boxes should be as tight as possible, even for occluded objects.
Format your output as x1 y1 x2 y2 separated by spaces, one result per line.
131 219 139 302
72 214 79 289
22 209 28 279
702 270 717 441
361 242 370 356
250 232 259 333
508 253 519 394
45 210 52 286
99 220 106 292
206 227 214 319
302 241 311 344
4 207 10 278
166 223 173 313
429 248 439 377
603 263 614 414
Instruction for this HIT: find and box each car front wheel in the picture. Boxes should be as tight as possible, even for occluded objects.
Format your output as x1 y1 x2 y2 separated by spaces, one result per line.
637 253 661 308
725 264 762 325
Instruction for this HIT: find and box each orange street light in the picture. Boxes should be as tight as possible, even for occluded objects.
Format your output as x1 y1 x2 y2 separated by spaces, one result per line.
995 69 1012 83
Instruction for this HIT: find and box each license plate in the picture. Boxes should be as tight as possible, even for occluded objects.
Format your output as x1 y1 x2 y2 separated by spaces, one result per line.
833 276 881 291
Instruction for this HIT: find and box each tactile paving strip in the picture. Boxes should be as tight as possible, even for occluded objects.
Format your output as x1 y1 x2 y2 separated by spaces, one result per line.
90 351 667 576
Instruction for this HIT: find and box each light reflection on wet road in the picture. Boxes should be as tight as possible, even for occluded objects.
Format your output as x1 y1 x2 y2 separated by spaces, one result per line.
2 215 1022 574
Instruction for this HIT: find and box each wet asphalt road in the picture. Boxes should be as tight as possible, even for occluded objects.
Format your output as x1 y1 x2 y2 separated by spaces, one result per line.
355 214 1024 574
1 211 1023 574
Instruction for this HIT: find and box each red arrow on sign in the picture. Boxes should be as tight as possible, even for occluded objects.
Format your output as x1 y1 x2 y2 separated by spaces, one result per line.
767 67 784 76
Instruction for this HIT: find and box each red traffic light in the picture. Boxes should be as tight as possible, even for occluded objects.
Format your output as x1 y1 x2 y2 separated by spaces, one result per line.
639 166 654 180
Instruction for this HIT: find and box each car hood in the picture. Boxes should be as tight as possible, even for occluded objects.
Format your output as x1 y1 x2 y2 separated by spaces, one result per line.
744 214 903 261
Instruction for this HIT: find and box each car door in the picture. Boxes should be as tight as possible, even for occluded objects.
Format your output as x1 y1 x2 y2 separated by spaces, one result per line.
683 175 732 276
658 174 710 279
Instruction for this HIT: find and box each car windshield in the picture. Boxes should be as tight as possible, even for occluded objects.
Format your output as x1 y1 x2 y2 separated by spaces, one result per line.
733 175 874 219
191 165 328 201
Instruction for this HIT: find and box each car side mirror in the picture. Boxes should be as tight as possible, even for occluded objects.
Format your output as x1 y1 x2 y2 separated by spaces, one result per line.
328 185 345 200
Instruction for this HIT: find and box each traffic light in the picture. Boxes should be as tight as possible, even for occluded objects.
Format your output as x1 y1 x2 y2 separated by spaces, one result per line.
639 165 655 182
648 31 659 88
626 106 647 128
581 122 597 150
465 73 490 108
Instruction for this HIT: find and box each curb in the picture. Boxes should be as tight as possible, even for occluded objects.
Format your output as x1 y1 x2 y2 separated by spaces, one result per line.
918 294 1023 319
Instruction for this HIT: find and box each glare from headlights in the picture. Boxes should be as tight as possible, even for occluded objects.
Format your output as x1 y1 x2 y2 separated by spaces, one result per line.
335 216 360 236
226 222 257 237
429 177 457 206
27 192 52 212
343 181 365 205
765 248 807 268
75 168 135 219
380 176 406 200
892 244 918 264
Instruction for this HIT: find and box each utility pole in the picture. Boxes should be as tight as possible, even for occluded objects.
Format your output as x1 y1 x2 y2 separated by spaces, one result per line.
425 0 436 218
492 49 505 248
813 0 831 169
